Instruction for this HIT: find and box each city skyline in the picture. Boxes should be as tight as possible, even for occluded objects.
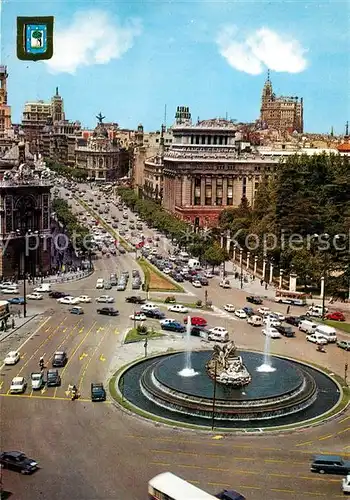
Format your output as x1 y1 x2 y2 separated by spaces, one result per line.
2 0 349 133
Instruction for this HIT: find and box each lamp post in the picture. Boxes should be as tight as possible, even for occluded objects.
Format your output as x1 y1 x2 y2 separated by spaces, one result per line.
279 269 284 289
254 255 258 276
269 258 274 284
262 254 267 282
211 360 218 431
144 336 148 357
240 250 243 289
16 228 31 318
246 251 250 271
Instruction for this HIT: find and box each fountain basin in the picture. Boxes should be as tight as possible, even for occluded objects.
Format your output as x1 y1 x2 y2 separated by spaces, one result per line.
117 350 341 429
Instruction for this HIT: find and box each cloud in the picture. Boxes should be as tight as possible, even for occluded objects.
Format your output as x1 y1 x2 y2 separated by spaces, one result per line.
45 10 142 74
216 26 307 75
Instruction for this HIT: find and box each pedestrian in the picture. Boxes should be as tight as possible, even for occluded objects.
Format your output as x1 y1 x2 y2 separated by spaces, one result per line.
286 305 290 315
11 318 15 329
265 283 268 290
260 279 263 286
17 309 21 318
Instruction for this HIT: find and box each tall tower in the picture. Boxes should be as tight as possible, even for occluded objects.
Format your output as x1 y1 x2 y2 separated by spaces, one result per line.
51 87 65 123
0 65 12 134
261 70 273 105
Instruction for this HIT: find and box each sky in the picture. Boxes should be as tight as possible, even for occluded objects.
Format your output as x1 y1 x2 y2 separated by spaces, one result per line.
1 0 349 134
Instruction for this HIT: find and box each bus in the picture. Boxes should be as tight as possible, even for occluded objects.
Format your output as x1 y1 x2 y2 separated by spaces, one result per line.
275 289 307 306
148 472 217 499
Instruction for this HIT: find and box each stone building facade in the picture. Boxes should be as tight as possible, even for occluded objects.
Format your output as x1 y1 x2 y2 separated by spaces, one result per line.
75 114 129 181
0 142 53 278
162 108 279 228
260 72 303 133
0 66 11 137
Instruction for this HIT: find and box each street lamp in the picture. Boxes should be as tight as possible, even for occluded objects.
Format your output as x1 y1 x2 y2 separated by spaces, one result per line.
239 249 243 289
16 228 31 318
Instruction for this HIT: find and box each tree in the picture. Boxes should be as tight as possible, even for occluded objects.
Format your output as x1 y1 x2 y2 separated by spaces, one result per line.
204 243 228 269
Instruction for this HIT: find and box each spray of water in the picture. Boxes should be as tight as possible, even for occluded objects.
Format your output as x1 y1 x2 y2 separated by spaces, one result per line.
257 315 276 373
178 315 198 377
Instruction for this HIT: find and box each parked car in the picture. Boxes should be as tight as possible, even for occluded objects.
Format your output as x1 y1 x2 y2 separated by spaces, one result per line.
126 296 146 304
168 304 188 313
4 350 20 365
57 296 80 305
306 334 327 345
97 307 119 316
191 326 211 337
10 376 27 393
235 309 247 319
184 316 207 327
46 369 61 387
130 312 146 321
325 311 345 321
91 383 106 402
143 309 166 319
31 372 44 390
8 297 25 304
69 306 84 315
78 295 91 303
49 291 68 299
161 321 186 333
224 304 235 313
262 328 281 338
337 340 350 351
246 295 263 305
0 451 38 474
310 455 350 475
257 307 270 315
219 280 231 288
96 295 114 303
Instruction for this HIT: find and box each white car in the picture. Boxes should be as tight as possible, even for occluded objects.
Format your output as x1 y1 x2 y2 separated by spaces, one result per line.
209 326 228 335
160 318 176 325
262 328 281 338
263 317 281 327
168 304 189 313
4 350 20 365
57 296 80 305
306 334 327 345
235 309 247 319
78 295 91 303
96 295 114 303
2 288 19 294
273 312 285 321
10 376 27 394
258 306 270 315
204 271 214 278
224 304 235 313
27 292 43 300
192 280 202 288
219 280 231 288
96 279 104 289
129 312 146 321
141 303 158 312
31 372 44 390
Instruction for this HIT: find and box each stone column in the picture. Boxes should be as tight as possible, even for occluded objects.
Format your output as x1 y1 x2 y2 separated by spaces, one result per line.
320 276 325 299
269 263 274 284
254 255 258 275
233 245 236 262
262 259 267 280
200 178 205 205
239 248 243 266
226 231 231 254
212 177 217 205
246 251 250 270
223 178 228 205
279 269 283 289
191 177 195 206
289 273 297 292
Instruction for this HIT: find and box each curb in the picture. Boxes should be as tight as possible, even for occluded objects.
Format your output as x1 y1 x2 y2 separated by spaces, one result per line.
42 269 94 285
0 314 39 342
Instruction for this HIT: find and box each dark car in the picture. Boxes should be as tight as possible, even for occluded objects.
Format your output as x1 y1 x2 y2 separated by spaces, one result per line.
161 321 186 333
276 325 295 337
125 296 146 304
52 351 67 367
97 307 119 316
246 295 263 305
119 247 126 254
191 326 211 337
243 306 254 317
143 309 166 319
285 316 302 326
310 455 350 475
9 297 25 304
46 369 61 387
91 383 106 402
0 451 38 475
216 489 246 500
49 291 68 299
173 274 184 282
199 276 209 286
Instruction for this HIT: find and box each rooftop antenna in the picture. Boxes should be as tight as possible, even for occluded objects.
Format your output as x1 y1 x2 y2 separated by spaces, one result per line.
225 111 228 120
346 121 349 137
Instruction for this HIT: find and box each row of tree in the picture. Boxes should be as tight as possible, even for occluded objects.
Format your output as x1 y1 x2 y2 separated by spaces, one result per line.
218 153 350 295
46 159 88 181
118 188 228 268
52 198 90 251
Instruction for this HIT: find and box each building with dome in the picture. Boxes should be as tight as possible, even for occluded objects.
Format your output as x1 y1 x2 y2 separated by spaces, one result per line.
0 141 53 278
161 106 280 227
75 114 130 181
260 71 303 133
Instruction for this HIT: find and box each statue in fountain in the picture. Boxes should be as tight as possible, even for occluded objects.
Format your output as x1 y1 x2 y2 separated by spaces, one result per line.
206 341 252 387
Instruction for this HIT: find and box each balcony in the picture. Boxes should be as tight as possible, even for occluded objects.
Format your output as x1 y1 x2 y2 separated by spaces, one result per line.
0 178 53 188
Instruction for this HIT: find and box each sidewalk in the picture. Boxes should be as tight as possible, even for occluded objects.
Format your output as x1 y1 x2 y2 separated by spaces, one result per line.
41 269 94 284
0 312 40 343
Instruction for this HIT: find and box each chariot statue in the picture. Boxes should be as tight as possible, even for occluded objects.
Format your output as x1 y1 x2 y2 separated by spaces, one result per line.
206 341 251 387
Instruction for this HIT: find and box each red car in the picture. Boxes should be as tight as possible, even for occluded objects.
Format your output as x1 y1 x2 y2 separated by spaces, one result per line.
325 311 345 321
184 316 207 327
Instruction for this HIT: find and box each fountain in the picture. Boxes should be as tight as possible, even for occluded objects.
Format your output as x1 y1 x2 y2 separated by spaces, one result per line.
178 316 198 377
257 316 276 373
